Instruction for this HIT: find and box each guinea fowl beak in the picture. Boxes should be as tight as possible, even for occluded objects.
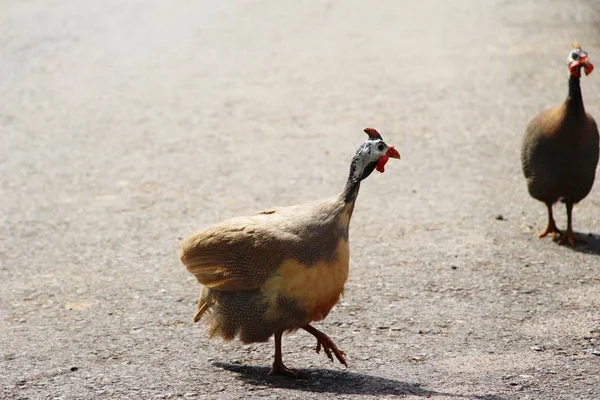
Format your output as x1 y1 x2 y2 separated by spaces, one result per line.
375 146 400 173
386 146 401 159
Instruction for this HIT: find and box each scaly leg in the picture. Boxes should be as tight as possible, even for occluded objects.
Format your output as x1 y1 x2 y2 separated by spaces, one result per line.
303 324 347 366
558 201 587 246
268 330 300 378
539 202 561 239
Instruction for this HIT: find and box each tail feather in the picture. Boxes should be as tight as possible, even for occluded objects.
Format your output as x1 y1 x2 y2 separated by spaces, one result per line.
193 288 215 323
193 302 210 323
191 288 308 344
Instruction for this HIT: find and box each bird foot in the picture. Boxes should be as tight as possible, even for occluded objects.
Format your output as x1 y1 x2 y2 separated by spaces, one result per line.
313 331 347 366
539 223 561 239
269 361 300 378
557 229 587 246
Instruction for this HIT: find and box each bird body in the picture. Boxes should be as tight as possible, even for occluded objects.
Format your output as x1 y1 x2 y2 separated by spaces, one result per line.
181 127 400 376
522 101 598 205
521 44 599 245
181 196 352 343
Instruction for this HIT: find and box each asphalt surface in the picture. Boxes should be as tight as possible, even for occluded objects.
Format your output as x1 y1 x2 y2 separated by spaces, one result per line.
2 0 600 399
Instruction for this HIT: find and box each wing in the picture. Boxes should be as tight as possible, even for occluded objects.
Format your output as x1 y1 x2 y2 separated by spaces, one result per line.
180 196 347 292
180 215 297 291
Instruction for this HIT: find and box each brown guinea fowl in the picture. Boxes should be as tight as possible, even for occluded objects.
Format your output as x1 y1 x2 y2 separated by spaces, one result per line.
180 127 400 377
521 43 599 246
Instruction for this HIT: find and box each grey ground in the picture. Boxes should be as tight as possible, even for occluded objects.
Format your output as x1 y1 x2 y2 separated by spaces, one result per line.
2 0 600 399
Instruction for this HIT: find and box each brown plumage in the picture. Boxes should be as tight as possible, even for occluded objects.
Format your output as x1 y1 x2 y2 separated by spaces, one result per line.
180 127 400 377
521 43 599 246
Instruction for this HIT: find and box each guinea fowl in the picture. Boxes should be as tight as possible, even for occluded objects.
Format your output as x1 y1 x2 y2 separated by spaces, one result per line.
180 127 400 377
521 43 599 246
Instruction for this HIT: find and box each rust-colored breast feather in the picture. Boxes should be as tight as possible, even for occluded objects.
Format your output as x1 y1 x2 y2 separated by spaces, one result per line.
262 238 349 322
180 196 354 342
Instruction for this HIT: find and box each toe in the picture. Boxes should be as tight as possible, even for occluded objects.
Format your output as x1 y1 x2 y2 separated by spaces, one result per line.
269 366 300 378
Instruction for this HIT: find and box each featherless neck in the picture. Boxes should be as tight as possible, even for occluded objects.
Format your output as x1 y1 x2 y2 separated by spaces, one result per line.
343 177 361 204
566 75 584 114
343 156 362 204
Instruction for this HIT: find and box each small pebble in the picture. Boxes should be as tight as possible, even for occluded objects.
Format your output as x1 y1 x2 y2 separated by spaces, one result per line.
495 214 505 221
70 366 78 372
451 265 458 270
530 346 544 352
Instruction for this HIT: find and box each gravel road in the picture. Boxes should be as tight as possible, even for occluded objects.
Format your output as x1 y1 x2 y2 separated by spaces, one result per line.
2 0 600 399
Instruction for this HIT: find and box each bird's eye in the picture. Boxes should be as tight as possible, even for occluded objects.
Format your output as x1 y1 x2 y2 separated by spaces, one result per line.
377 143 385 151
572 52 579 60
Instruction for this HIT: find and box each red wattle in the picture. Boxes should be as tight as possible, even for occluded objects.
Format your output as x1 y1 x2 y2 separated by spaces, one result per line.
376 154 389 173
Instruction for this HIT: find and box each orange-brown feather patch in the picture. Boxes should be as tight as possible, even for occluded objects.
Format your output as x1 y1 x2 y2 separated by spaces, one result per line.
262 239 350 322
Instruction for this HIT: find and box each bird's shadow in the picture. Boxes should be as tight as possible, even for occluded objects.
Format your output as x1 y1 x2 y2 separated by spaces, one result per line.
558 232 600 255
213 362 506 399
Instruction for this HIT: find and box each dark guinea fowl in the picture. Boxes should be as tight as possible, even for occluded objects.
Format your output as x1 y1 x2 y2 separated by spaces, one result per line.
521 43 599 246
180 127 400 377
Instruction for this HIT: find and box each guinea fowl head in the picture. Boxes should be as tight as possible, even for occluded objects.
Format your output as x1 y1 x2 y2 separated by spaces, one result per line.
348 127 400 182
568 42 594 79
343 127 400 203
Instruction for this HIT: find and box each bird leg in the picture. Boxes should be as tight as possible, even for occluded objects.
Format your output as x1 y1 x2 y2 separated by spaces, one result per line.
269 330 300 378
302 324 347 366
539 203 561 239
557 201 587 246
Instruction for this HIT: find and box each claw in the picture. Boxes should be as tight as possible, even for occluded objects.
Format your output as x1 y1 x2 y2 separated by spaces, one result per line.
269 363 301 378
539 222 561 239
304 325 348 367
316 340 334 362
557 229 587 246
314 335 346 366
